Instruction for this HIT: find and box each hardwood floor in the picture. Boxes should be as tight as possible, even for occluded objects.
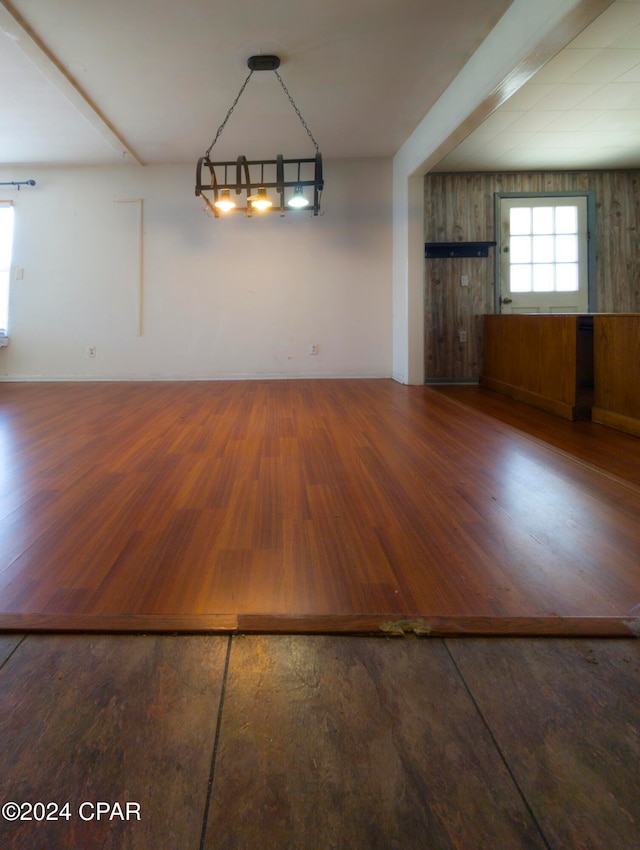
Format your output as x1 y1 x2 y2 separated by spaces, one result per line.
431 383 640 486
0 379 639 635
0 634 638 849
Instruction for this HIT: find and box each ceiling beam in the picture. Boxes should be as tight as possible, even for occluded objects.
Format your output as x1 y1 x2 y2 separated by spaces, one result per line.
412 0 617 175
0 0 143 164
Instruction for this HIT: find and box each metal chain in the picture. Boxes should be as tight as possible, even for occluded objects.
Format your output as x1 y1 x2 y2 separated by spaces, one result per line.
274 69 320 153
205 66 321 157
205 69 254 158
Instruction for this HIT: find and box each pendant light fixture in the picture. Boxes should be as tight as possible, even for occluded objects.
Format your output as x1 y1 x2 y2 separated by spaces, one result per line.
195 56 323 217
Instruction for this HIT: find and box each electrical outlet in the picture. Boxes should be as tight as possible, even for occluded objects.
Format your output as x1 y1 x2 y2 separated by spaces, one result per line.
309 344 319 355
13 267 24 281
458 331 467 343
461 275 469 287
86 346 97 358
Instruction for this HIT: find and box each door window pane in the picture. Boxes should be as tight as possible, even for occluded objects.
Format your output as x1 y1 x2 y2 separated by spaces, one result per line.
510 265 532 292
510 236 531 263
555 205 577 234
555 234 577 263
532 235 554 263
533 264 554 292
532 206 554 234
556 264 579 291
510 208 531 235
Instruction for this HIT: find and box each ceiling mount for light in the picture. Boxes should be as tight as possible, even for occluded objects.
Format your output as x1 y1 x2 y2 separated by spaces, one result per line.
246 55 281 72
195 55 323 218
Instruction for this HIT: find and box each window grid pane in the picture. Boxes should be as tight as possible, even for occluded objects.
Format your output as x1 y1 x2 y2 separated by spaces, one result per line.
510 265 532 292
510 235 531 263
532 235 554 263
509 204 580 293
556 264 579 291
510 208 531 235
532 207 554 234
533 264 554 292
555 235 577 263
555 206 577 234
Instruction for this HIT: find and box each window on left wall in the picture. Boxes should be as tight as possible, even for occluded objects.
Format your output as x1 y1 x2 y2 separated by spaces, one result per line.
0 201 14 340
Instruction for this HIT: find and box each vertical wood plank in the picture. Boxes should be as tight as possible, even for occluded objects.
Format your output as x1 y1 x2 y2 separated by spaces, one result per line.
446 637 640 850
0 636 22 666
204 635 547 850
0 635 228 850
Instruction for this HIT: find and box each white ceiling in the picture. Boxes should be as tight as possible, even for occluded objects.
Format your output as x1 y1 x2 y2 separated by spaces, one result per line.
0 0 512 166
433 0 640 171
1 0 638 172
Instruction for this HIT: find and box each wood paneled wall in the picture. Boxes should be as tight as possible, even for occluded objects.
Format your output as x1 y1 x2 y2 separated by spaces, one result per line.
424 170 640 382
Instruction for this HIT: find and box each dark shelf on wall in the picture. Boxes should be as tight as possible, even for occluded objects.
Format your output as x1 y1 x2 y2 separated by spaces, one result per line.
425 241 496 259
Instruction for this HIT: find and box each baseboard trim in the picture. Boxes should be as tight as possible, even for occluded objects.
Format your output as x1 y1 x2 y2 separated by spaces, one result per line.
592 407 640 438
0 373 392 383
480 376 577 420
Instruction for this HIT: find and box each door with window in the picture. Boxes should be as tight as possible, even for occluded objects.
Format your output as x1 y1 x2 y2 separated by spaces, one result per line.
498 196 589 313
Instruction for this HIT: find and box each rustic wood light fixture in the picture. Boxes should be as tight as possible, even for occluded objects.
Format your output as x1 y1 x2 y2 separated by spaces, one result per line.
195 56 323 217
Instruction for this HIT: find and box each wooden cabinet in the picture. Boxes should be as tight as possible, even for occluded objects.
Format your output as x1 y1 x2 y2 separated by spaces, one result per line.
481 314 593 420
481 314 640 435
592 315 640 437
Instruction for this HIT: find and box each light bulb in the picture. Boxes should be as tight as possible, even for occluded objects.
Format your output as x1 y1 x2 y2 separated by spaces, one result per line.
214 188 236 212
288 186 309 208
249 187 273 211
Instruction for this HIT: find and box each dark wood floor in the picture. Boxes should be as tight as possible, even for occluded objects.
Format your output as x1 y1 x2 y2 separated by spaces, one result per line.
0 633 638 849
0 379 639 635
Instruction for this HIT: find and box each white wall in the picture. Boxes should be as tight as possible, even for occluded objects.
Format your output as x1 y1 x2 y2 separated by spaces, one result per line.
0 159 392 380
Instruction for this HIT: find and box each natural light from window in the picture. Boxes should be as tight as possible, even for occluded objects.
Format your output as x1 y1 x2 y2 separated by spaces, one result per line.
509 205 579 294
0 203 14 335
